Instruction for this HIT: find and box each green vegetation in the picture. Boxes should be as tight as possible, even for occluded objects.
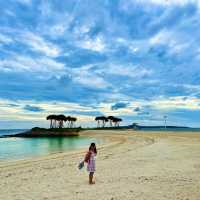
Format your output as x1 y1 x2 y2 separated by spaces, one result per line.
32 127 82 133
10 127 82 138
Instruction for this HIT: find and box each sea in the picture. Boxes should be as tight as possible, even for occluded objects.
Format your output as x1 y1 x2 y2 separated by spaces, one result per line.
0 129 102 161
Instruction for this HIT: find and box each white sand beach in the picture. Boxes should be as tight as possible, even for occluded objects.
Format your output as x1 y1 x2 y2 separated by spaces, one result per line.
0 130 200 200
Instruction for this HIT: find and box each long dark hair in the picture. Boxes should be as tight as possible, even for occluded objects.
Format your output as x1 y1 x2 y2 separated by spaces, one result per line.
89 142 97 154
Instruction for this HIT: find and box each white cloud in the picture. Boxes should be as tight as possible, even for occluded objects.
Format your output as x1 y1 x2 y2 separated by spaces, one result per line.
65 63 153 90
0 54 65 77
70 65 110 89
151 96 200 110
74 75 109 89
0 33 13 44
137 0 197 6
97 96 200 116
119 0 197 13
150 29 170 45
149 29 191 55
149 29 178 48
48 24 66 37
113 65 152 78
74 25 91 36
148 0 193 6
78 36 106 52
96 64 153 79
21 32 61 57
0 29 60 57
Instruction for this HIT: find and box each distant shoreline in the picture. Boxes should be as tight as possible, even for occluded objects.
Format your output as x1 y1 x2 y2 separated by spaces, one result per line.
1 127 81 138
1 125 200 138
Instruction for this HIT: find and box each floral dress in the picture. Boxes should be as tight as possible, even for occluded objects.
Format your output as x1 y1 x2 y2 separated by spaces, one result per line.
87 152 96 173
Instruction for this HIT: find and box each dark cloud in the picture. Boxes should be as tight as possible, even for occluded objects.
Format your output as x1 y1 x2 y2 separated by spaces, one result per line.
134 107 141 112
7 103 19 107
24 105 44 112
111 102 128 110
137 111 150 116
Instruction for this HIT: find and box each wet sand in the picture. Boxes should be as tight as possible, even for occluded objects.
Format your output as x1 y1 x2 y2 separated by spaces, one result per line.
0 130 200 200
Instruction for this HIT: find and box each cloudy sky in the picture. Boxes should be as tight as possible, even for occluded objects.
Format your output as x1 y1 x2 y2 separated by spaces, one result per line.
1 0 200 129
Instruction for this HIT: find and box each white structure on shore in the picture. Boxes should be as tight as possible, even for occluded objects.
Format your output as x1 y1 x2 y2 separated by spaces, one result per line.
164 115 167 129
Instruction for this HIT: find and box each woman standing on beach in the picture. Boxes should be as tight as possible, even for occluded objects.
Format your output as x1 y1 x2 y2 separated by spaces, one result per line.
84 143 97 184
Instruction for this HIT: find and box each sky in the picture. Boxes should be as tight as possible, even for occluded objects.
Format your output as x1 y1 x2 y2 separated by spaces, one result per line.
1 0 200 129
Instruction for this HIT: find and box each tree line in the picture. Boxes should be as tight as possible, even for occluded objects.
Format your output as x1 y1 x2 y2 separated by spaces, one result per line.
46 115 77 128
46 115 123 129
95 116 122 128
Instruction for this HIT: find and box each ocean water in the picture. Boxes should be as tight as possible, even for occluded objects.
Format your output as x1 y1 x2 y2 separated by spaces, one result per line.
0 129 28 137
0 129 102 161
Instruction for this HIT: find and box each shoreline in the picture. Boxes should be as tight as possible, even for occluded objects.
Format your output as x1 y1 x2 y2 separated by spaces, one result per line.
1 130 200 200
0 130 124 168
1 127 81 138
1 129 200 168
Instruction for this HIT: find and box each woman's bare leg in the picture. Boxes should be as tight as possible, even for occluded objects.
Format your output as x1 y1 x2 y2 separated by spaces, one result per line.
89 172 95 184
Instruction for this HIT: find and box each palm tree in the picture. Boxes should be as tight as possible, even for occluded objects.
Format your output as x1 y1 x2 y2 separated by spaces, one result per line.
65 116 71 128
46 115 58 128
57 114 67 128
54 115 60 128
65 116 77 128
46 115 54 128
95 116 108 127
117 118 122 127
107 116 115 127
102 116 108 127
70 117 77 128
112 117 122 127
95 116 101 128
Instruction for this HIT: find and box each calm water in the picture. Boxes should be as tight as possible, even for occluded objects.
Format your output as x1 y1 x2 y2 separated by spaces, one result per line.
0 129 102 161
0 129 28 137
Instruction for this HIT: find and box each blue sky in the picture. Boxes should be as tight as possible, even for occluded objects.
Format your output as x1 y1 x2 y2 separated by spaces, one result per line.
1 0 200 128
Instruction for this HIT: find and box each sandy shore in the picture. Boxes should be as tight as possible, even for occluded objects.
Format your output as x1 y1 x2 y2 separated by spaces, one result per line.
0 130 200 200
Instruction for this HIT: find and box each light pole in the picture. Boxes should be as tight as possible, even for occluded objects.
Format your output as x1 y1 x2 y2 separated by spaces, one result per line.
164 115 167 129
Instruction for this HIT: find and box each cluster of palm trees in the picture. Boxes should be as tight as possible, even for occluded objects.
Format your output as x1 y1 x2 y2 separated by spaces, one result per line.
95 116 122 128
46 115 77 128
